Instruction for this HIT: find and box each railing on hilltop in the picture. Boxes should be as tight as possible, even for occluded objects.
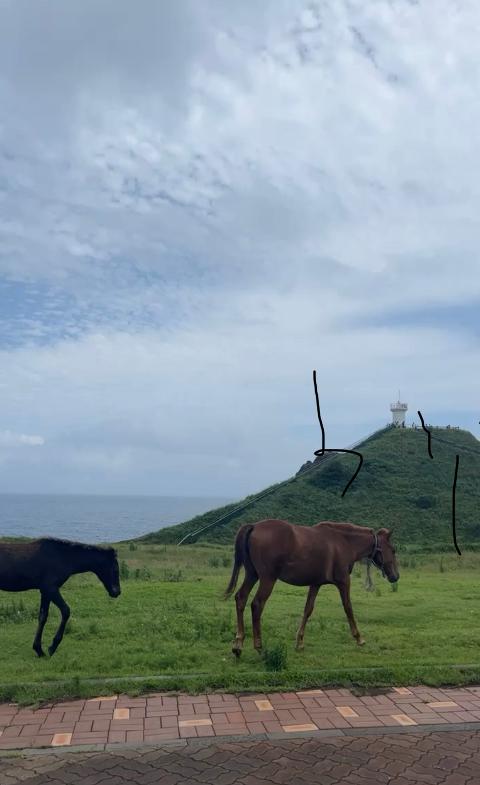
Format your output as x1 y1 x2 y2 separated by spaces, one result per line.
410 425 480 457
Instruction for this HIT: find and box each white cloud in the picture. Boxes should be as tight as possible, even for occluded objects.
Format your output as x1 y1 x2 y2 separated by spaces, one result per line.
0 0 479 494
0 430 44 447
0 287 478 494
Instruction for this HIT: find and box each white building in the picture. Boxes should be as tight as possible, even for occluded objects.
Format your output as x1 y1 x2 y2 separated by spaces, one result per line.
390 395 408 426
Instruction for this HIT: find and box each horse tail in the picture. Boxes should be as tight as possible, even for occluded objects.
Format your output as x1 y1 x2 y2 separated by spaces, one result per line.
224 524 255 599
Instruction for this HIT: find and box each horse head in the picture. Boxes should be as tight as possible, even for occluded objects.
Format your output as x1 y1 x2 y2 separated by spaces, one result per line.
372 528 399 583
96 548 121 598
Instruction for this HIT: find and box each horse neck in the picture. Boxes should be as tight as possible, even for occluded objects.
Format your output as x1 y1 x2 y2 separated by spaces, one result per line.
65 544 103 576
346 528 375 562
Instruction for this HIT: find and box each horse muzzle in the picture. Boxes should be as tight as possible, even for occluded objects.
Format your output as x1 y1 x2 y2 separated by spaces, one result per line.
109 586 121 598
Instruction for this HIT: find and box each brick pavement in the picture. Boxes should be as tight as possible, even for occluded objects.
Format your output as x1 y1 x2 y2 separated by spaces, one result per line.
2 685 480 751
0 730 480 784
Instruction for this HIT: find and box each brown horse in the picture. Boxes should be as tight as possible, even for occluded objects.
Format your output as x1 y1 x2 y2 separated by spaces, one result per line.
0 538 121 657
225 519 399 655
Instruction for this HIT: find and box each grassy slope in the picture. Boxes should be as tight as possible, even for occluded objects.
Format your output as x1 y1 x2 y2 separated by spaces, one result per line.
1 542 480 704
140 427 480 550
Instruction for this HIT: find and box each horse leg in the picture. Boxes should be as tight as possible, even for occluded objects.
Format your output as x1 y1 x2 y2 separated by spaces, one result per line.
251 578 275 652
48 589 71 656
337 579 365 646
296 585 320 651
32 591 50 658
364 561 374 592
232 572 257 657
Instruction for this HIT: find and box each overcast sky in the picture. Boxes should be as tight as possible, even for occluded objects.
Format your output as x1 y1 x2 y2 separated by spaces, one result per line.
0 0 479 498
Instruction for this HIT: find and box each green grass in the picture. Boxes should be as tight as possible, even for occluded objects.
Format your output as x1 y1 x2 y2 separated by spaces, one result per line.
1 542 480 705
142 427 480 549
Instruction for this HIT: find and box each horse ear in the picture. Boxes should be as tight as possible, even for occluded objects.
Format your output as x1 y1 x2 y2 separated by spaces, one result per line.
378 527 391 538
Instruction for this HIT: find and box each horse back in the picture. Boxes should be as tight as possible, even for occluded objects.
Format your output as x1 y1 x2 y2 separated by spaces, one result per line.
247 518 356 586
0 540 50 591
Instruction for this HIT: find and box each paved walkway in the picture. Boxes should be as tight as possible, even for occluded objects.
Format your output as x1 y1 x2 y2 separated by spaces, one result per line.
1 731 480 784
1 685 480 751
2 686 480 784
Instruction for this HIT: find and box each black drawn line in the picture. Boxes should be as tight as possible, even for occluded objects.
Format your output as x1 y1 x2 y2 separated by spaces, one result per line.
417 410 433 459
312 370 364 498
313 369 326 454
452 454 461 556
414 420 462 555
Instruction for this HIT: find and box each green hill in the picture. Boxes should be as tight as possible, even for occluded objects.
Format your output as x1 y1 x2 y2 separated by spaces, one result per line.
139 426 480 552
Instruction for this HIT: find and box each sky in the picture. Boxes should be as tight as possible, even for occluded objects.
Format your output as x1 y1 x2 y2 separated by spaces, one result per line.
0 0 479 498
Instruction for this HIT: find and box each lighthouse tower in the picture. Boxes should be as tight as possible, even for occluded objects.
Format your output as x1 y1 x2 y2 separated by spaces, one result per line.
390 392 408 426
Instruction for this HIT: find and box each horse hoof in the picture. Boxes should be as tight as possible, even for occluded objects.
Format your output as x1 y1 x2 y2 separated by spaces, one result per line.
232 646 242 658
34 649 45 658
357 639 366 647
48 646 56 657
296 643 304 652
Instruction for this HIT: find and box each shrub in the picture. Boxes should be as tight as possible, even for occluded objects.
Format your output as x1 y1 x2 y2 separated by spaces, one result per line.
0 600 36 624
134 567 152 580
263 643 288 672
164 569 183 583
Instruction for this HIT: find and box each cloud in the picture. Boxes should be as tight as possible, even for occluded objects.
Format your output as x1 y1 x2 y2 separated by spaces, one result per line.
0 430 45 447
0 293 478 495
0 0 479 494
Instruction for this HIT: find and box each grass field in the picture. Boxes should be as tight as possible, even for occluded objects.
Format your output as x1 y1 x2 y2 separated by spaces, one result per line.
1 542 480 705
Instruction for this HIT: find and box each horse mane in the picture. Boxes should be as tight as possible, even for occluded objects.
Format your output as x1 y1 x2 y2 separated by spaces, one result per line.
314 521 371 532
38 538 117 557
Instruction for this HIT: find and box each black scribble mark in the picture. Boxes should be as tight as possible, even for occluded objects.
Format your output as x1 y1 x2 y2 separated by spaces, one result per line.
416 419 461 555
313 369 326 454
417 410 433 459
452 455 461 556
312 370 364 497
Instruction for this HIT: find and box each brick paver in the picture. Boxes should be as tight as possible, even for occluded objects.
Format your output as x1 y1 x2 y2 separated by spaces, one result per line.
0 730 479 784
2 685 480 751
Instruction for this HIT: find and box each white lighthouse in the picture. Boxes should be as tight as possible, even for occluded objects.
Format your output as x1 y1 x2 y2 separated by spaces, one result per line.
390 392 408 426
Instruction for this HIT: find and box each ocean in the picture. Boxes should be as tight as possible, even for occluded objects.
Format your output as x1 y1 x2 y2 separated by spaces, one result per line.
0 494 234 543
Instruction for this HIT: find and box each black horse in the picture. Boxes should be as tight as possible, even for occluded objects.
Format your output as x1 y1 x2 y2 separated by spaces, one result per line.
0 537 121 656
